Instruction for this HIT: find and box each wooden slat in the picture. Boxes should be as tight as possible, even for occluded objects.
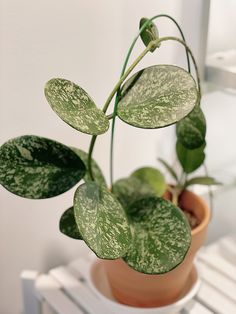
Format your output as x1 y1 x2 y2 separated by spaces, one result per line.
197 260 236 302
182 299 214 313
196 281 236 314
35 274 83 314
219 236 236 264
198 248 236 282
21 271 42 314
49 266 111 314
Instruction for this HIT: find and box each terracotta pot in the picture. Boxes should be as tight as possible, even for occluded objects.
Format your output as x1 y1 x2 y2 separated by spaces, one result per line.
102 190 210 308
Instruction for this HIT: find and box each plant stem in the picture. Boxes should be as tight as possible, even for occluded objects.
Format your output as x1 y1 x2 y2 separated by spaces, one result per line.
87 43 153 180
157 36 201 97
110 15 191 189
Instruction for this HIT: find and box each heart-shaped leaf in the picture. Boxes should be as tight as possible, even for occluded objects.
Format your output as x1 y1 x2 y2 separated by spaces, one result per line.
59 207 82 240
112 176 155 210
71 147 107 186
139 18 159 52
131 167 166 196
185 176 221 188
117 65 198 129
176 141 205 174
123 197 191 274
0 136 86 198
176 106 206 149
74 182 131 259
45 78 109 135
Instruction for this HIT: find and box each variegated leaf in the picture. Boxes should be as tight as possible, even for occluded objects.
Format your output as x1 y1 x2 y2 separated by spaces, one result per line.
123 197 191 274
71 147 107 186
74 182 131 259
117 65 198 129
0 136 86 198
139 17 159 52
131 167 166 197
176 106 206 149
59 207 82 240
176 141 205 174
112 176 155 210
45 78 109 135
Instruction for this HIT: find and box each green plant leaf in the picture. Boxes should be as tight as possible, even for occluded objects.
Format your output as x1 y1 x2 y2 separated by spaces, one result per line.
176 141 205 174
185 176 221 188
71 147 107 187
74 182 131 259
123 197 191 274
176 106 206 149
112 176 155 210
117 65 198 129
158 158 179 183
0 135 86 199
59 207 83 240
131 167 166 196
139 18 159 52
45 78 109 135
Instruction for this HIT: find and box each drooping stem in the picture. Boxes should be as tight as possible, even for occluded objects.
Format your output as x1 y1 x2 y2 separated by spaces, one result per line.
110 16 192 189
158 36 201 97
87 43 154 180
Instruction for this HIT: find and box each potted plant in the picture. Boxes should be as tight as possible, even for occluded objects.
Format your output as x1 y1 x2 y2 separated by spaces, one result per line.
0 15 219 308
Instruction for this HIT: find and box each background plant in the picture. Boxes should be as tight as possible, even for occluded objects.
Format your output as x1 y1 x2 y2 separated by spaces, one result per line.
0 15 219 274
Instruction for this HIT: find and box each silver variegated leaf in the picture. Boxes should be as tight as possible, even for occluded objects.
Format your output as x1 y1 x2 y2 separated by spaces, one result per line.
176 141 205 174
117 65 198 129
71 147 107 186
139 18 159 52
74 182 131 259
45 78 109 135
176 106 206 149
112 176 155 210
123 197 191 274
0 136 86 198
59 207 83 240
131 167 166 197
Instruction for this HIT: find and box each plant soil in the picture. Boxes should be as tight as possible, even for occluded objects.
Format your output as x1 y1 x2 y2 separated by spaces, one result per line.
182 208 200 230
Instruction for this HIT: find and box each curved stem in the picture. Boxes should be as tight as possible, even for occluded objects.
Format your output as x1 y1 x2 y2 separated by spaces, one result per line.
110 15 191 189
158 36 201 97
87 43 152 180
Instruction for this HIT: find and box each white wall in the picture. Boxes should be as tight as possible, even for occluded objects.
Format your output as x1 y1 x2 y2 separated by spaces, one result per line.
208 0 236 54
0 1 209 313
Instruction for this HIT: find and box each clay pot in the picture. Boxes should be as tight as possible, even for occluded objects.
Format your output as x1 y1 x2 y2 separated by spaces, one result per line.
102 190 210 308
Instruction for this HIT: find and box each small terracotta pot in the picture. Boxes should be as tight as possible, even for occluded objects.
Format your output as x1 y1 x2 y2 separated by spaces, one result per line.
102 190 210 308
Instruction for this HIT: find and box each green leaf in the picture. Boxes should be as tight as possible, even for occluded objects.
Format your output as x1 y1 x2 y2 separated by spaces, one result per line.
0 136 86 199
176 141 205 174
112 176 155 210
176 106 206 149
123 197 191 274
74 182 131 259
131 167 166 196
185 176 221 188
71 147 107 187
45 78 109 135
158 158 179 183
139 18 159 52
117 65 198 129
59 207 83 240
